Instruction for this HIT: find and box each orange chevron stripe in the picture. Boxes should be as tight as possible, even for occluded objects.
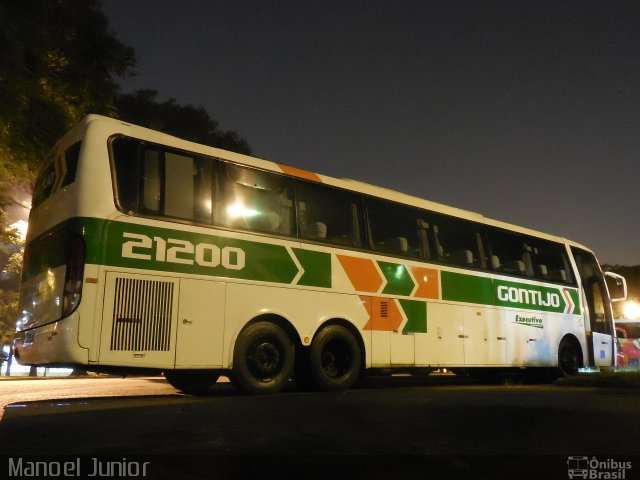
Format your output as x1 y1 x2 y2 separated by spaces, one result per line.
363 297 403 331
276 163 322 183
411 266 439 299
337 255 383 293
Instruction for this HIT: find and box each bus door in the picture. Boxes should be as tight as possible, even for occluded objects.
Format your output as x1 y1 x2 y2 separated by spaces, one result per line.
571 248 614 367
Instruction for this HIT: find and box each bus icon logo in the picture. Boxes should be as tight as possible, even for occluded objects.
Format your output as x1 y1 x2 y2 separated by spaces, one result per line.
567 456 589 479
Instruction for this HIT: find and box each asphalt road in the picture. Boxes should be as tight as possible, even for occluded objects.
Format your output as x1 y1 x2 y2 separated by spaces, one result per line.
0 375 179 421
1 375 639 479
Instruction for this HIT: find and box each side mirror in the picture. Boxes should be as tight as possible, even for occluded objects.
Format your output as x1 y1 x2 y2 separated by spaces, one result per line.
604 272 627 303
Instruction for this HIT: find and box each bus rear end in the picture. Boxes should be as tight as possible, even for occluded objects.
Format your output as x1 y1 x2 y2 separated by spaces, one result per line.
13 116 114 368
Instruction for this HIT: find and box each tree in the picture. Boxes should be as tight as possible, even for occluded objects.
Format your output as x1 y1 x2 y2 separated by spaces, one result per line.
115 89 252 155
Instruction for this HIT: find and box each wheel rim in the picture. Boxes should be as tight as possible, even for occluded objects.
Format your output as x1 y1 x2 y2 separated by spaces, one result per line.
247 341 281 381
321 339 352 378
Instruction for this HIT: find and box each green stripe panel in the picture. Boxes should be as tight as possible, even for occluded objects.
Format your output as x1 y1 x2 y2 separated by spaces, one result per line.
441 271 580 314
378 261 415 296
80 217 109 265
398 299 427 334
292 248 332 288
103 221 299 284
440 271 492 306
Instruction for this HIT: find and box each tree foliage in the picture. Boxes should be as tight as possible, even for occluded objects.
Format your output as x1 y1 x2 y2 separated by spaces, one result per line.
0 289 18 346
0 210 21 348
115 89 252 155
0 0 136 172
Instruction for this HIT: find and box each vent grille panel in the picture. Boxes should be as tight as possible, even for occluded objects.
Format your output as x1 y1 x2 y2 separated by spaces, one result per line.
380 301 389 318
110 278 174 351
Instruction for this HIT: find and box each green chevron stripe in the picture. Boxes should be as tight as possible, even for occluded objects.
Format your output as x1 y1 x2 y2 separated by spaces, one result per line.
398 299 427 334
378 261 415 296
292 248 331 288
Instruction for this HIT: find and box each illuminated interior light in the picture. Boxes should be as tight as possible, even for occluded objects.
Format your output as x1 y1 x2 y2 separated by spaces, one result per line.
226 202 259 218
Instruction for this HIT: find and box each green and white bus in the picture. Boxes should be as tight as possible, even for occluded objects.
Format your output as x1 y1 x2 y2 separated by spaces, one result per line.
14 115 627 394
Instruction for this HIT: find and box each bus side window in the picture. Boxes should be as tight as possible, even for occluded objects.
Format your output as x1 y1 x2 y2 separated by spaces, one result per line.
433 216 485 269
142 149 162 213
219 164 295 236
487 229 529 277
164 152 196 220
194 157 214 224
528 239 574 284
139 148 213 224
296 181 363 247
110 136 141 214
365 197 427 259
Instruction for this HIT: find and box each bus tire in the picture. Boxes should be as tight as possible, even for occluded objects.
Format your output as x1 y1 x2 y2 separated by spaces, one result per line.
164 370 220 395
309 324 362 391
558 339 582 376
232 322 295 395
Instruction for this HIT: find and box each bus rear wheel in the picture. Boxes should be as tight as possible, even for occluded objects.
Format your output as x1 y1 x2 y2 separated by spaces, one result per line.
232 322 295 395
309 324 361 391
558 339 582 376
164 369 220 395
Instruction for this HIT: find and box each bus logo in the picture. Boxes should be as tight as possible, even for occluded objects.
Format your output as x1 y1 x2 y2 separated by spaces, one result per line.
497 285 560 308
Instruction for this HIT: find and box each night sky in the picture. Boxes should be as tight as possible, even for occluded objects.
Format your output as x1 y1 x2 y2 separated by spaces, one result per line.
103 1 640 266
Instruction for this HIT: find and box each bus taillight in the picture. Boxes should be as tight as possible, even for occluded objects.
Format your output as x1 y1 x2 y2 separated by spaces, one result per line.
62 231 85 317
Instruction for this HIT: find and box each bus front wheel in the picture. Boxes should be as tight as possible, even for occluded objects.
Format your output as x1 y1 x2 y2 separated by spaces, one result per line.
164 370 220 395
558 339 582 376
309 324 362 391
232 322 295 395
